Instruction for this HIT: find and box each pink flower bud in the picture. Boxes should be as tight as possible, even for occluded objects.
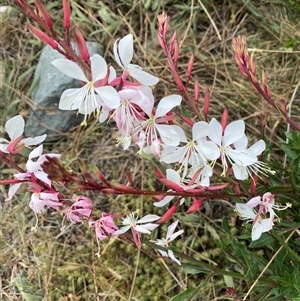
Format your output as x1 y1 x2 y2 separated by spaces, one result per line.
63 0 71 29
74 27 90 62
221 108 228 134
35 0 53 29
186 54 194 80
203 88 210 117
186 198 202 214
194 80 199 104
27 23 58 49
157 204 177 224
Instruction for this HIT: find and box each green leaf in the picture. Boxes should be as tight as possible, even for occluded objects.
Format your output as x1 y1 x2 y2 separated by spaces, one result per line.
249 233 276 248
231 240 256 281
291 154 300 189
222 216 231 234
170 288 196 301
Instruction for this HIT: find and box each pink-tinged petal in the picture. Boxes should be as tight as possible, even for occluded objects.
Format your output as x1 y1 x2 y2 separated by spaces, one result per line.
5 183 22 201
155 95 181 118
246 196 261 208
94 86 120 109
138 214 160 223
132 228 141 248
52 59 88 82
29 145 43 160
263 192 274 204
208 118 222 145
192 121 209 140
14 172 30 180
5 115 25 140
116 34 133 68
29 193 47 214
167 250 181 265
59 87 87 110
249 140 266 156
91 54 108 82
223 120 245 146
128 65 159 86
156 124 180 146
22 134 47 146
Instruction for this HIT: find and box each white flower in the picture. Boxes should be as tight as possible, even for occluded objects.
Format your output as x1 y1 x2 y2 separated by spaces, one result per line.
113 34 159 86
0 115 46 153
232 140 269 180
135 94 182 154
208 118 266 180
26 145 61 186
236 203 273 241
151 220 184 265
113 212 160 248
162 122 219 181
52 54 120 125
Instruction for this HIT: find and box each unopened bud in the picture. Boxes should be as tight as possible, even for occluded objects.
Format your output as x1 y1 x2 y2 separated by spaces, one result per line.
63 0 71 29
74 27 90 62
203 88 210 117
186 198 202 214
27 23 58 49
186 54 194 81
221 107 228 133
157 204 177 224
35 0 53 29
194 81 199 104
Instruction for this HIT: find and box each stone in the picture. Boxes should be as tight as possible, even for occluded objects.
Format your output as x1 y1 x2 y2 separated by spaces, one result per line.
25 42 101 141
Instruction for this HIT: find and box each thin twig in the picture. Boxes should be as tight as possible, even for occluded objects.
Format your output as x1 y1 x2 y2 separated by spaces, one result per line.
243 230 295 300
197 0 221 41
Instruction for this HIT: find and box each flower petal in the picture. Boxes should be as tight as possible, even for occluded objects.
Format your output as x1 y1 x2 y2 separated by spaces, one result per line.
156 124 180 146
5 115 25 140
114 34 133 69
138 214 160 223
91 54 108 82
5 183 22 201
59 87 87 110
223 120 245 146
22 134 47 146
128 65 159 86
94 86 120 109
155 95 181 118
52 59 88 82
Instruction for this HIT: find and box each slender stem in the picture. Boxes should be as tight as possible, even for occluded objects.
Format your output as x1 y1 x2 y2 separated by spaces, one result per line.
272 230 300 264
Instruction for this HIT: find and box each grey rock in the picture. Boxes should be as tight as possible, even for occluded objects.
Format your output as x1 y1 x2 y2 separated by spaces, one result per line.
25 42 101 141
